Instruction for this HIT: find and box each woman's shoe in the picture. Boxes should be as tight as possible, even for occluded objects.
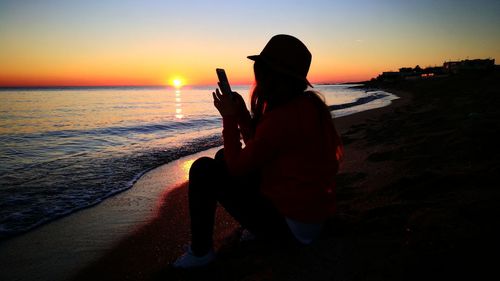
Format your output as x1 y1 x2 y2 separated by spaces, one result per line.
172 245 216 269
239 228 257 242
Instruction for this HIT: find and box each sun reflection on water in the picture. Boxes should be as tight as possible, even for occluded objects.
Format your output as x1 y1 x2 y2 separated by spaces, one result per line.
174 89 183 119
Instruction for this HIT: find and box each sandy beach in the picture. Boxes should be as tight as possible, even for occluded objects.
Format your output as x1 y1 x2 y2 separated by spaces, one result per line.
2 72 499 281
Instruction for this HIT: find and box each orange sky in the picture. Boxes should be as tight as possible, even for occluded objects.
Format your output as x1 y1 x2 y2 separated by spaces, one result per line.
1 1 499 87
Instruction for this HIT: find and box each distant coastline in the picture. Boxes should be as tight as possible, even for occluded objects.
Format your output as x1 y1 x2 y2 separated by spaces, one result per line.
0 85 168 91
0 82 358 91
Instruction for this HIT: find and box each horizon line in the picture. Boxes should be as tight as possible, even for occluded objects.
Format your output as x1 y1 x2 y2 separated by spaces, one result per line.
0 81 366 90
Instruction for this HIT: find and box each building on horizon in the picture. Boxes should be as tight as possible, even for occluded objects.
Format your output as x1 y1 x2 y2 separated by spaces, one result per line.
443 58 495 74
376 58 496 82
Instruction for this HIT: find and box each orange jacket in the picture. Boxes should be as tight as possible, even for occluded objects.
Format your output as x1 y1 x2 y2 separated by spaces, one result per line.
223 95 342 223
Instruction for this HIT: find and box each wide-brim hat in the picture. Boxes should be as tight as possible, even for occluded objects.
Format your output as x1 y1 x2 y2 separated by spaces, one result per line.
247 34 313 87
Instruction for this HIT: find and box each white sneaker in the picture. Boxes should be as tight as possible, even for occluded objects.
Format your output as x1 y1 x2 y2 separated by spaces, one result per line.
239 229 257 242
172 245 216 269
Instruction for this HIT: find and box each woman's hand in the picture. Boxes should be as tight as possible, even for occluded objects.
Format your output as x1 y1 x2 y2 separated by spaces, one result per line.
212 88 247 117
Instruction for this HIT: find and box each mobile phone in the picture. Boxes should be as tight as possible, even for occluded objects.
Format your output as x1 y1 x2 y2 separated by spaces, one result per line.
216 68 232 96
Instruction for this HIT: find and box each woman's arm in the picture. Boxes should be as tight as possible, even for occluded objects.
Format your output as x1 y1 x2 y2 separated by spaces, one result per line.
222 110 287 176
237 104 253 143
213 88 286 175
214 90 254 143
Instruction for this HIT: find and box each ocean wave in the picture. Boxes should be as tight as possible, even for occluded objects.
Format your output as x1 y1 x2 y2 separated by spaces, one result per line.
0 133 223 239
2 117 222 138
328 91 389 110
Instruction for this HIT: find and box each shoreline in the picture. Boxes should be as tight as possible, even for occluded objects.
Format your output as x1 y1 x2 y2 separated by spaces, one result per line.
1 91 406 281
0 147 222 281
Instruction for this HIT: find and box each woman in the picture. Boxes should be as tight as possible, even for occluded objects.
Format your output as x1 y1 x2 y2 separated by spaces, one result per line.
173 34 343 268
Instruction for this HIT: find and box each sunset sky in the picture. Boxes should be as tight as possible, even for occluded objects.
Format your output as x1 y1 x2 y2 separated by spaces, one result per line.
1 0 499 87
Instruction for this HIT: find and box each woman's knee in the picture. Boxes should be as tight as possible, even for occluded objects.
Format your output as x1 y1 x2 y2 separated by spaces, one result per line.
214 148 225 162
189 157 216 179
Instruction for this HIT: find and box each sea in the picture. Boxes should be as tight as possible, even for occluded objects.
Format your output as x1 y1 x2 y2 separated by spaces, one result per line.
0 84 397 238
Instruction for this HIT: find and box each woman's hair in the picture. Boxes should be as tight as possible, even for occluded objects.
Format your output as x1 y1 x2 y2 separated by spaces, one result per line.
250 60 331 124
250 60 343 161
250 60 306 122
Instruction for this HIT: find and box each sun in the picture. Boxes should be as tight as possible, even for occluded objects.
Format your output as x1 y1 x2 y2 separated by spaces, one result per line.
170 77 184 88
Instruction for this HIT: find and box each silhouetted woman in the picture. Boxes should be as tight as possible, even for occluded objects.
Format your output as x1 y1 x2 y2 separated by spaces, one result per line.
173 34 343 268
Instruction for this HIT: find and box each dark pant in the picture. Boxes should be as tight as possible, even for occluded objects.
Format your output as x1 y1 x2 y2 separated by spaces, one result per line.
188 149 294 255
